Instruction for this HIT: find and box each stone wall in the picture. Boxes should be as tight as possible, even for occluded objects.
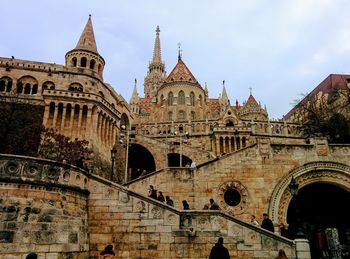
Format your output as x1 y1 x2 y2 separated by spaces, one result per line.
0 154 90 259
88 174 296 259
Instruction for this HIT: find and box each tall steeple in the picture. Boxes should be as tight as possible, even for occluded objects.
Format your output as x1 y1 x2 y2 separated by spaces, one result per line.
152 26 162 64
75 14 98 53
144 26 166 98
65 15 105 79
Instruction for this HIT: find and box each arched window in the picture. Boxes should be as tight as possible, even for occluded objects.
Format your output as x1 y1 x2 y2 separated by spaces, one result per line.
81 57 87 67
190 111 195 121
178 91 185 105
24 83 31 94
190 92 195 106
32 84 38 94
72 57 77 67
168 92 174 106
0 80 5 91
6 80 12 92
178 111 185 121
17 82 23 93
90 59 95 69
168 111 173 121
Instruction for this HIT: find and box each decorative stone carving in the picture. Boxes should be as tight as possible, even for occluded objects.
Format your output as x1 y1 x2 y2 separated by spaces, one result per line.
4 160 21 176
45 166 60 181
218 180 249 216
166 213 176 224
151 206 163 219
135 201 146 212
270 161 350 224
119 192 130 203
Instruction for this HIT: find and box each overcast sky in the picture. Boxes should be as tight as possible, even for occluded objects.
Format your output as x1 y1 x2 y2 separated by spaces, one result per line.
1 0 350 119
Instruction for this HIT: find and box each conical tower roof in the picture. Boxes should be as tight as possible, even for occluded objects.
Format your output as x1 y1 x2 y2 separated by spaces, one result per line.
74 15 99 53
130 79 139 104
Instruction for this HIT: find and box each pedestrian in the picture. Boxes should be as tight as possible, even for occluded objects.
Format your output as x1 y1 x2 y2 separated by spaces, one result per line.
209 198 220 210
182 200 190 210
140 169 147 177
203 203 210 210
100 244 115 259
166 195 174 206
209 237 230 259
148 185 157 199
275 249 288 259
190 161 197 170
251 215 259 226
261 213 274 232
26 253 38 259
157 191 165 202
279 223 288 238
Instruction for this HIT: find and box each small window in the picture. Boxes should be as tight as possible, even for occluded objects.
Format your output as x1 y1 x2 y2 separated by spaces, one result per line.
178 91 185 105
168 111 173 121
90 59 95 69
72 57 77 67
24 83 31 94
190 92 195 106
168 92 174 106
178 111 185 121
32 84 38 94
17 82 23 93
81 57 87 67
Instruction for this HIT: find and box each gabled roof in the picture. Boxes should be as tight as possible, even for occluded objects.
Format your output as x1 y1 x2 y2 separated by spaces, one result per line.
74 15 99 53
165 57 198 84
244 94 259 108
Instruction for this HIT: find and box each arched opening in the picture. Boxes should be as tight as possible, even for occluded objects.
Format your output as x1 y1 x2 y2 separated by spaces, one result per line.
178 91 185 105
167 153 192 167
24 83 31 94
287 183 350 258
72 57 77 67
32 84 38 94
128 144 156 180
80 57 87 67
90 59 95 69
168 92 174 106
226 120 234 127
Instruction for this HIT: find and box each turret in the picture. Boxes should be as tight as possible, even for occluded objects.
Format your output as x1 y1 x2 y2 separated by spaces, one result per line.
219 80 230 113
65 15 105 79
130 79 140 114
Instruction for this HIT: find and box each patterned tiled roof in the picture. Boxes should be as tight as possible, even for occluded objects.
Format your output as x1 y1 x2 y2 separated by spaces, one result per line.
139 97 153 114
165 58 198 84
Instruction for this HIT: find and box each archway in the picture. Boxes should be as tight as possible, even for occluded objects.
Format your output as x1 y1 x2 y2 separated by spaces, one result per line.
269 161 350 259
128 144 155 180
287 183 350 258
167 153 192 167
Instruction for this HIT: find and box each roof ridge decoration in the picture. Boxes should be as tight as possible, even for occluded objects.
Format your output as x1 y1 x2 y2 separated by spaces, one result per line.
74 15 99 53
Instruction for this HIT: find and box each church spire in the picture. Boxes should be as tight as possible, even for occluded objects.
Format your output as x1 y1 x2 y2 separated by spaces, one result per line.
152 26 162 63
144 26 166 98
75 14 99 53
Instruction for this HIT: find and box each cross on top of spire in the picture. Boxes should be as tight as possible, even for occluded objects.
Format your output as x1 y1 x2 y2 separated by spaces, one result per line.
178 42 183 60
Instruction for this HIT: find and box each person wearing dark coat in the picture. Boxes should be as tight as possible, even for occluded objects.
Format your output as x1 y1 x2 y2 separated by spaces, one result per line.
209 237 230 259
261 213 274 232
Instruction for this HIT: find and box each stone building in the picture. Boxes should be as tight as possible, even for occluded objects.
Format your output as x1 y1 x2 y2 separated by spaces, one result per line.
0 15 133 176
1 16 350 259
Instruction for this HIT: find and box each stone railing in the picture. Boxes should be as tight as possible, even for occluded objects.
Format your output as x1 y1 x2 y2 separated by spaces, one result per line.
0 154 89 194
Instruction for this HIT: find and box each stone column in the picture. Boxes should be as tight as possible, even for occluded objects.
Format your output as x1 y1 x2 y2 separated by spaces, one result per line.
43 103 51 127
61 104 67 132
295 238 311 259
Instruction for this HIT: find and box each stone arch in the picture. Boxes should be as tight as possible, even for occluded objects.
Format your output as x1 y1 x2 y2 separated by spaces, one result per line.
0 76 13 92
68 82 83 92
269 161 350 225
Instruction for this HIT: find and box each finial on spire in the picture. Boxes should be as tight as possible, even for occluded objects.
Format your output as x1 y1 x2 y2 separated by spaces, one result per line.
89 14 91 18
134 78 137 86
223 80 225 86
178 42 182 60
249 87 252 95
156 25 160 35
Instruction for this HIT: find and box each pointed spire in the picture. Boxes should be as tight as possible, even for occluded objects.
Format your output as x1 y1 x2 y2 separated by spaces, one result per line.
222 80 228 100
178 42 183 60
152 25 162 63
130 78 139 104
75 15 98 53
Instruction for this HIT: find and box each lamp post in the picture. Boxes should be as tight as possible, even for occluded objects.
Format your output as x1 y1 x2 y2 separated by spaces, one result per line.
174 131 188 167
288 176 306 239
120 124 131 183
110 144 117 181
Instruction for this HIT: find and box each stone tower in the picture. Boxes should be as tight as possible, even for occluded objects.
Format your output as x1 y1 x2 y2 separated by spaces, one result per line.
130 78 140 114
65 15 105 79
144 26 166 98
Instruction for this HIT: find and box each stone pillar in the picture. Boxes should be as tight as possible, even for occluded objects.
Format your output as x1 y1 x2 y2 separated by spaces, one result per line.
61 104 67 131
295 238 311 259
43 103 50 127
